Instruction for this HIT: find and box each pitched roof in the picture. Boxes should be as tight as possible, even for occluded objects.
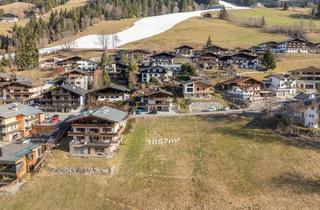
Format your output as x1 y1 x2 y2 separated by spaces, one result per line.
218 76 262 86
290 66 320 74
60 84 88 96
68 106 128 123
181 79 212 86
175 45 194 50
90 83 130 93
144 88 173 97
0 143 40 164
151 52 175 58
203 44 228 51
0 103 43 119
267 74 294 80
62 69 89 76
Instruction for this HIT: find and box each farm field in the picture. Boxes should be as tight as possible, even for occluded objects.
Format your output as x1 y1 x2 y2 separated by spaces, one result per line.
1 116 320 210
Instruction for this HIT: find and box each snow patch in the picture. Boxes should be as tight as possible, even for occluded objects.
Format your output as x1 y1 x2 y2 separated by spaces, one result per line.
39 1 248 54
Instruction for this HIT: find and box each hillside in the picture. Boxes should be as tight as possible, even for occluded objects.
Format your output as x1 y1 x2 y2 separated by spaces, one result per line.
126 7 320 50
0 0 88 36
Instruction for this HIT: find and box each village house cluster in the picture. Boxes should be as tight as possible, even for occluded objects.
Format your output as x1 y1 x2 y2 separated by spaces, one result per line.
1 37 320 185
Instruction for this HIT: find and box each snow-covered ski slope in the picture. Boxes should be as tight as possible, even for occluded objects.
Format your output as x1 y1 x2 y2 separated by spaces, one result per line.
39 1 248 54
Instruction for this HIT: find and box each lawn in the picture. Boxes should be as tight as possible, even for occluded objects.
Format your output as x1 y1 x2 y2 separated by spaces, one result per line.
1 116 320 209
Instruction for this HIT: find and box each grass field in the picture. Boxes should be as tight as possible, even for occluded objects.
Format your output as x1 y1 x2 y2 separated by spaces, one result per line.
1 116 320 209
126 7 320 51
125 15 287 51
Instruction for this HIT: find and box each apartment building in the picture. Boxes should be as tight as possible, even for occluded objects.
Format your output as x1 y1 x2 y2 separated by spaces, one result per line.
0 103 44 142
68 107 128 157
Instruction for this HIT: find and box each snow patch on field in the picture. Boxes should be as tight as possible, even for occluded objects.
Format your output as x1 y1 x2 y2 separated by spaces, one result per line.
39 1 247 54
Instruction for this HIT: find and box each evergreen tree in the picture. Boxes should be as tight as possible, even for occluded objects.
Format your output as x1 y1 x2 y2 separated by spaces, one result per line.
100 51 110 68
205 36 212 47
261 48 276 70
181 63 197 75
103 71 111 86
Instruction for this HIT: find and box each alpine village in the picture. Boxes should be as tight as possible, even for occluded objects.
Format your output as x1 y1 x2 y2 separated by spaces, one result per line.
1 0 320 209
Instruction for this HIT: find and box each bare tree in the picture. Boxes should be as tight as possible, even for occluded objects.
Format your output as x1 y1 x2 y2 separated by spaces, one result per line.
111 34 120 49
97 34 110 50
62 38 76 51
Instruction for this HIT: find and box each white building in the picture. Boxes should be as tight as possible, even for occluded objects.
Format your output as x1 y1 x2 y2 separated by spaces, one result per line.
265 74 297 100
140 66 173 83
293 96 319 128
290 66 320 93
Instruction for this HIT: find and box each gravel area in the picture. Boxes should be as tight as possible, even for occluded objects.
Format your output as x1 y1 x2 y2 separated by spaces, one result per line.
190 102 224 113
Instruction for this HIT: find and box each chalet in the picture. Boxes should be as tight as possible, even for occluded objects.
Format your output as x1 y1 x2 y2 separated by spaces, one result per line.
216 76 263 102
124 49 151 58
140 66 173 83
150 52 175 66
39 84 88 112
175 45 194 57
60 69 91 90
237 48 256 56
289 66 320 93
277 38 315 54
253 41 280 54
0 13 19 23
0 103 44 142
219 53 262 69
139 89 174 112
89 83 131 102
182 79 214 99
288 96 320 128
0 79 52 103
192 51 219 69
105 62 129 85
264 74 297 100
57 56 98 71
203 44 228 55
39 57 64 69
68 107 128 158
0 142 45 185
